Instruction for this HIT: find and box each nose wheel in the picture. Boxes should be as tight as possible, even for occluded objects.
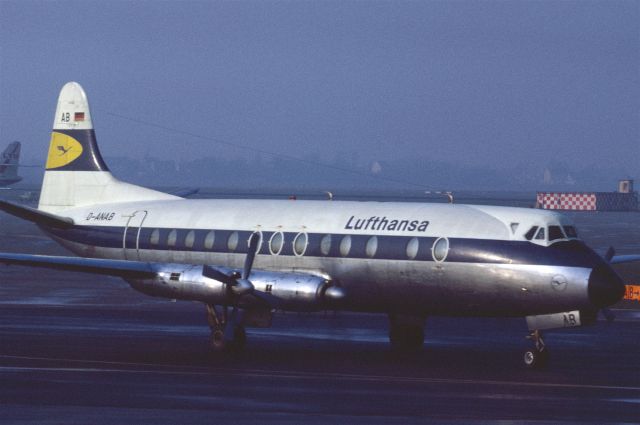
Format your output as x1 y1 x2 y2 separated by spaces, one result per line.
524 330 548 369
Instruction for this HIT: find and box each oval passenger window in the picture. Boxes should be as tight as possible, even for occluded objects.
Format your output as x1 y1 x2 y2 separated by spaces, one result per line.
432 237 449 262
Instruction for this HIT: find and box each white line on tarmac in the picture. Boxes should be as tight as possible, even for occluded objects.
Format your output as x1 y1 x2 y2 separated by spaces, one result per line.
1 354 638 392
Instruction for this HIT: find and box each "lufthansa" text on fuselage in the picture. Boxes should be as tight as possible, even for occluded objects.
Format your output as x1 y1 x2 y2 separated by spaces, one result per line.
344 216 429 232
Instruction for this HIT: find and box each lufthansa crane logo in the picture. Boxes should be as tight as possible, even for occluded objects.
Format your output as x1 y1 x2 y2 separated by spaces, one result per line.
56 145 72 156
550 275 568 292
45 132 83 169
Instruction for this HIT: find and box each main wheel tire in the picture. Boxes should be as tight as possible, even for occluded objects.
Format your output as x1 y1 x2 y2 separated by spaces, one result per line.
210 329 226 352
231 326 247 352
209 327 246 353
389 324 424 354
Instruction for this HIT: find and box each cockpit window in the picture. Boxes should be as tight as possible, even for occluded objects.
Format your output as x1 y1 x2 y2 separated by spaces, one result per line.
548 225 565 242
563 225 578 238
534 227 545 241
525 226 538 240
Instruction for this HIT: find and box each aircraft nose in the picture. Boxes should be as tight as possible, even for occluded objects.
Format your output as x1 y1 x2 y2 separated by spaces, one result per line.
588 263 625 308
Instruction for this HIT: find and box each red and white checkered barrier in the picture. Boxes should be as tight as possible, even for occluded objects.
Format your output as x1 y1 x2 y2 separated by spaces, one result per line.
536 192 597 211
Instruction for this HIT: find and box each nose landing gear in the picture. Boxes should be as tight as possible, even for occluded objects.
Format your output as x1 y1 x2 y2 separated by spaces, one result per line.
524 330 548 369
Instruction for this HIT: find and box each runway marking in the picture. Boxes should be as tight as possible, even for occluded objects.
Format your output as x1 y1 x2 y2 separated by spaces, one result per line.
1 354 639 392
610 398 640 404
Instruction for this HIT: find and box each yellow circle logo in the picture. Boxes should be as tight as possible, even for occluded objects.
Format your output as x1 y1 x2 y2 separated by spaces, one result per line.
45 132 83 169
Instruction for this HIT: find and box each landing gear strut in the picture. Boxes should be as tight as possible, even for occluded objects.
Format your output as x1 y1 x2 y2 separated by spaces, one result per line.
523 330 548 369
388 314 425 354
206 304 246 352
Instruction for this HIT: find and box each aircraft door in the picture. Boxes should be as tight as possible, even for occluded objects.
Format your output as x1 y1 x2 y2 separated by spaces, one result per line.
123 210 148 260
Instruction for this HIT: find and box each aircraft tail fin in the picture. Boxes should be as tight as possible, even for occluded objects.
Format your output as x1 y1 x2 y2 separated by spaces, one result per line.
0 141 21 181
38 82 178 213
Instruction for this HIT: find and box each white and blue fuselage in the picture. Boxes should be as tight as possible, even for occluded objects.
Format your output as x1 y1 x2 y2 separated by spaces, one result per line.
42 198 615 317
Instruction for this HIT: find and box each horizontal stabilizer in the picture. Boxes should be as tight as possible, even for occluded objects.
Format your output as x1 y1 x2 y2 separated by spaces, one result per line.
0 253 156 279
0 200 74 228
168 187 200 198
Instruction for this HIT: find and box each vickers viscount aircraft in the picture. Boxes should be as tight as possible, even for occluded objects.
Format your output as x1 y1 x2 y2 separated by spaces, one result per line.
0 82 630 368
0 141 22 186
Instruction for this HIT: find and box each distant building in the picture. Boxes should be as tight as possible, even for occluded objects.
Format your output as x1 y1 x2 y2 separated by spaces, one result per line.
536 179 638 211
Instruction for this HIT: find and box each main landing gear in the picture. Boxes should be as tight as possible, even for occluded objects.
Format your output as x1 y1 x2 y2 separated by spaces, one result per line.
523 330 548 369
206 304 246 352
388 314 425 354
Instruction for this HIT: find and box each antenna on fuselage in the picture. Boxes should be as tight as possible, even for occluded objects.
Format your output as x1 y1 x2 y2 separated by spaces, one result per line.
323 191 333 201
425 191 454 204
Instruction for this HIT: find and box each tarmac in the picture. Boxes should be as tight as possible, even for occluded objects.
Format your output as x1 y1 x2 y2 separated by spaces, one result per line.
0 301 639 424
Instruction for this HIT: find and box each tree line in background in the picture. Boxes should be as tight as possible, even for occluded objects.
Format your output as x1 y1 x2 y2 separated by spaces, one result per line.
16 154 631 193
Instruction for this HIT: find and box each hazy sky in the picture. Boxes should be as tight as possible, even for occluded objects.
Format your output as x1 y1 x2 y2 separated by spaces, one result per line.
1 1 638 179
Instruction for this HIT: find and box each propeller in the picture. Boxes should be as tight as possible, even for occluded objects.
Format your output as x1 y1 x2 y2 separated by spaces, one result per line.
604 246 615 263
202 233 259 296
202 232 279 306
601 246 617 322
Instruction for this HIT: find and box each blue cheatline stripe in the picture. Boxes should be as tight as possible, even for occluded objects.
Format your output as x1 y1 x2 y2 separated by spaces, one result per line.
42 224 602 268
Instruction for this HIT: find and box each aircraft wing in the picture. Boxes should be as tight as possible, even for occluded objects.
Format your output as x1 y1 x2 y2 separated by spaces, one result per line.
0 253 156 279
610 255 640 265
0 252 337 310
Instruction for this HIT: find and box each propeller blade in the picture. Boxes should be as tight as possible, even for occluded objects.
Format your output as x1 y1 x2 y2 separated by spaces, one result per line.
202 265 236 286
604 246 615 262
595 246 618 323
204 233 260 297
251 290 281 308
243 232 260 280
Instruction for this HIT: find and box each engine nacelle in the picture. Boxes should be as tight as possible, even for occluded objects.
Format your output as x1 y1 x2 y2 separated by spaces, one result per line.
127 264 226 303
125 264 345 312
249 270 342 312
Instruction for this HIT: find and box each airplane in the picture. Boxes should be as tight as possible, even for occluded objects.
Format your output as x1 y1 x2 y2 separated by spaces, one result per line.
0 141 22 186
0 82 632 368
